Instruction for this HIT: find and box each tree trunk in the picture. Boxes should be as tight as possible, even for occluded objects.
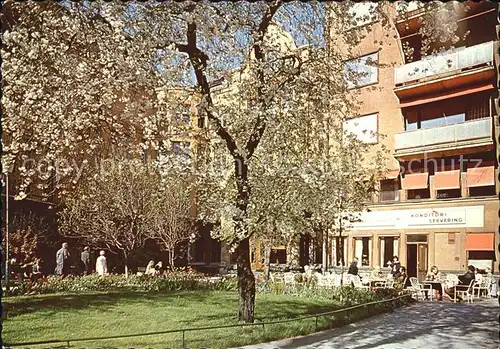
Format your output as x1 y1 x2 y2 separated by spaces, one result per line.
123 252 129 279
263 244 271 281
236 237 255 323
170 250 175 269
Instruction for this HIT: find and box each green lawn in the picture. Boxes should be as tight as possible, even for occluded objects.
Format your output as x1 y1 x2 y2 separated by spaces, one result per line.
3 291 347 348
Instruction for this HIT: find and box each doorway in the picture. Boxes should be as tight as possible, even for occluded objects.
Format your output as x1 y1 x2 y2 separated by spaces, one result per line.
406 234 428 280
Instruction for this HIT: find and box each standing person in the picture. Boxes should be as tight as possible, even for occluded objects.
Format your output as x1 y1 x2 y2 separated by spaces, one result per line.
347 257 359 276
96 251 108 276
145 260 155 276
81 246 91 275
390 256 401 278
55 242 71 277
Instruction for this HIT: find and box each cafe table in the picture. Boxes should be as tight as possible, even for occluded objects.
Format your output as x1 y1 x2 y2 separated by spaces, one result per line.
420 280 444 300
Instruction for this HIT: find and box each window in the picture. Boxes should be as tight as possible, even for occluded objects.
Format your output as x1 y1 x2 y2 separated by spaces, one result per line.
380 179 400 202
344 52 379 88
347 2 379 28
407 188 430 200
436 189 461 199
406 234 428 243
270 248 287 264
180 111 191 126
380 237 399 267
343 113 378 144
448 233 456 244
354 237 371 266
172 141 190 156
469 186 496 197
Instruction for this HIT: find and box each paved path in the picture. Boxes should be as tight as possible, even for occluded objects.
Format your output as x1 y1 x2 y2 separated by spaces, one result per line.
234 299 499 349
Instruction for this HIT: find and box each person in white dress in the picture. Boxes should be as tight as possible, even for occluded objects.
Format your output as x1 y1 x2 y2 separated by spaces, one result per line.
96 250 108 276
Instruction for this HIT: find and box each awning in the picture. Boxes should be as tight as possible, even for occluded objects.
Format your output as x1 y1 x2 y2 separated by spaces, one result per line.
402 172 429 190
400 84 495 108
434 170 461 190
465 233 494 251
382 169 400 180
466 166 495 187
272 245 286 250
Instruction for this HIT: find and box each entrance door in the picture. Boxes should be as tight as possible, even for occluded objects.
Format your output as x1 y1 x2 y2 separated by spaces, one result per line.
417 244 428 280
407 245 417 278
406 243 428 280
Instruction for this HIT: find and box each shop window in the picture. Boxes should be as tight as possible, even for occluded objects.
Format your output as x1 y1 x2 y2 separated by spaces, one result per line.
436 189 461 199
469 186 496 197
407 188 430 200
380 179 400 202
380 237 399 268
270 248 287 264
468 251 495 260
354 237 371 266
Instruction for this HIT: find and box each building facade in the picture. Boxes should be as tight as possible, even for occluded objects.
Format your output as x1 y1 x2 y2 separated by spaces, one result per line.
329 1 500 278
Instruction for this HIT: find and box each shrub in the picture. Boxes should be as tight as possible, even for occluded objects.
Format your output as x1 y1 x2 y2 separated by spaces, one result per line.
3 270 238 296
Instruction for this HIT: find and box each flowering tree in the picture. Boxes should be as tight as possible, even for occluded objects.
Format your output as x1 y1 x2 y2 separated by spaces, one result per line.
58 159 164 278
150 176 197 268
2 0 465 323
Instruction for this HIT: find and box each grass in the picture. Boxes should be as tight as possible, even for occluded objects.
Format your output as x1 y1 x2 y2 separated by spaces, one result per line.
3 290 355 348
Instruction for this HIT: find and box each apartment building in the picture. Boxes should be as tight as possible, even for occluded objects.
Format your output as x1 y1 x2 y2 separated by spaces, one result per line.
325 1 500 279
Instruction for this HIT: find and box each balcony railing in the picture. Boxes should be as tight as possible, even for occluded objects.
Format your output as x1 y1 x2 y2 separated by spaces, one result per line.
395 117 492 153
395 41 494 85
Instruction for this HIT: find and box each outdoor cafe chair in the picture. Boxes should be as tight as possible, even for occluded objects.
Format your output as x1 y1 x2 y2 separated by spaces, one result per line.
350 275 370 290
473 277 491 298
408 277 433 301
283 272 296 288
455 281 476 303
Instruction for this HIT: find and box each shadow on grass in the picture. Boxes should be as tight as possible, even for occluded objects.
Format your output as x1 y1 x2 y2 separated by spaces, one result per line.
3 291 218 318
4 291 339 323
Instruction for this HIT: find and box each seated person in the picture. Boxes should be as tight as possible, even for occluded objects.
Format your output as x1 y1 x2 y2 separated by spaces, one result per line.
426 265 444 300
347 258 359 276
155 261 163 276
30 260 43 282
445 265 476 301
394 266 408 289
371 266 383 279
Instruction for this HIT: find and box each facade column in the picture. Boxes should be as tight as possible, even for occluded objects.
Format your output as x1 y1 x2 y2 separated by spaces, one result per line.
372 234 380 268
399 232 407 268
428 231 435 268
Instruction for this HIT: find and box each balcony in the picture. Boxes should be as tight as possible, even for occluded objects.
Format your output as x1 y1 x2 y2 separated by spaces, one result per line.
394 118 493 159
394 41 494 87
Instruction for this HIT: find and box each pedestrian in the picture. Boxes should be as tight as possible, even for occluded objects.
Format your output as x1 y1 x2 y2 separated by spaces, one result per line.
55 242 71 277
96 250 108 276
81 246 91 275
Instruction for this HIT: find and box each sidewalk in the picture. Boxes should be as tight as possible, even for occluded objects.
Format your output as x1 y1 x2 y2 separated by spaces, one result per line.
233 298 499 349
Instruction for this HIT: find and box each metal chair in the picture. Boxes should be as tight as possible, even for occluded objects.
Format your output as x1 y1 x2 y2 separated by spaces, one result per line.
408 277 433 301
473 277 491 298
455 281 476 303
